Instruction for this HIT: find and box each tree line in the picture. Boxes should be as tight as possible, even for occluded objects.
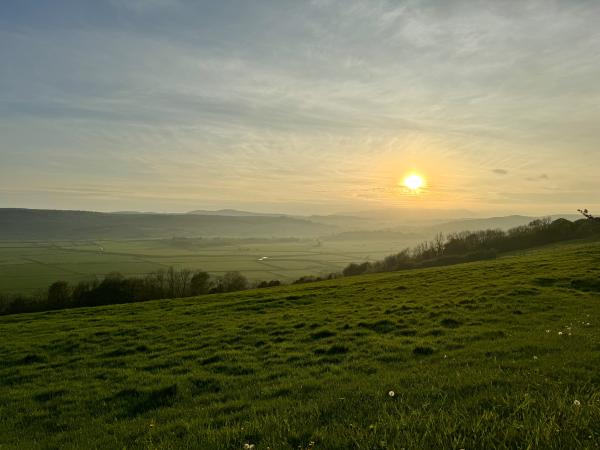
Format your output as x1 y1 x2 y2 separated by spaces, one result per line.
0 269 280 315
2 213 599 316
341 216 600 277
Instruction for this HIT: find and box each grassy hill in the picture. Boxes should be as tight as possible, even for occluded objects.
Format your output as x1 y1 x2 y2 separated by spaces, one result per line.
1 241 599 449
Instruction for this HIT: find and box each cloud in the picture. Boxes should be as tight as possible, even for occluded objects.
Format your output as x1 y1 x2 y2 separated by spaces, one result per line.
1 1 600 213
109 0 182 13
526 173 550 181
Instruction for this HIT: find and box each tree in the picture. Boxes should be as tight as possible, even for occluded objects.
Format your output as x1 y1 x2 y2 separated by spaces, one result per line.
93 272 131 305
342 262 371 276
72 280 94 305
178 269 193 297
221 271 248 292
190 271 210 295
167 267 177 298
47 281 71 308
256 279 282 288
145 269 167 299
433 232 445 256
578 208 598 220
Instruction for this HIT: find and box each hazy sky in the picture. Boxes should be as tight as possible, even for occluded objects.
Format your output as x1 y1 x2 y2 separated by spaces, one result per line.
1 0 599 215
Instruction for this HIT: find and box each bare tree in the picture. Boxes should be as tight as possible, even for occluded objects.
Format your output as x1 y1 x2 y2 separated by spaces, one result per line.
178 269 193 297
578 209 598 220
167 266 177 298
433 232 445 256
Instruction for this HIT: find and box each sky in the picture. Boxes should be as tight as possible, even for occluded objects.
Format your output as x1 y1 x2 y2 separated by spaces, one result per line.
1 0 599 216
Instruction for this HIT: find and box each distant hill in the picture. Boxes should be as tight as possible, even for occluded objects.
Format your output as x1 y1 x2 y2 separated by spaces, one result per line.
306 214 381 230
186 209 283 217
429 214 581 234
324 230 422 241
1 208 586 241
342 208 478 224
0 209 337 240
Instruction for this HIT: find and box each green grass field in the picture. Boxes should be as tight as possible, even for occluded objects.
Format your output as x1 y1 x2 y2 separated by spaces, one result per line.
1 240 599 449
0 237 420 294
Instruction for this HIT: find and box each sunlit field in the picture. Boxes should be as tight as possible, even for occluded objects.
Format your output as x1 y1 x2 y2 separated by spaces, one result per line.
0 236 422 294
1 239 599 449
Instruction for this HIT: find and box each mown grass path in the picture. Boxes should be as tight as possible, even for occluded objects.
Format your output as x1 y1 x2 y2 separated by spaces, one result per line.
1 241 599 449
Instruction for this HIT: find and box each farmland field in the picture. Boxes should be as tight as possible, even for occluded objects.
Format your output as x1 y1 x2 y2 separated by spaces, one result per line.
0 240 599 449
0 236 422 294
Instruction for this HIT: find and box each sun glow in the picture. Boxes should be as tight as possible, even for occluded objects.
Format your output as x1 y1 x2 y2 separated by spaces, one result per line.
403 174 425 191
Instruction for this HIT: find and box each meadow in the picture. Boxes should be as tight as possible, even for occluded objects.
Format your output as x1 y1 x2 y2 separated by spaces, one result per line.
0 240 599 449
0 236 421 294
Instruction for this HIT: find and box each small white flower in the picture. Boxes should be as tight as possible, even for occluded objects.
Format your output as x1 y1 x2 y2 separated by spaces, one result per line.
573 400 581 407
443 354 448 359
545 329 550 333
388 390 395 397
533 356 538 360
558 331 563 335
568 332 572 336
243 444 255 450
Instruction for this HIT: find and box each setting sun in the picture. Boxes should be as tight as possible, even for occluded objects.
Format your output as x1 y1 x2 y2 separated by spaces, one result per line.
403 174 425 191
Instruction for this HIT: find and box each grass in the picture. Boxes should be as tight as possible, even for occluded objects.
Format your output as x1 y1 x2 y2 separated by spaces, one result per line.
0 240 599 449
0 237 420 293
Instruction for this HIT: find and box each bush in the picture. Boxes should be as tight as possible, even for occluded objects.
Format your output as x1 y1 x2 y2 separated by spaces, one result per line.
256 280 281 288
212 271 248 293
190 271 210 295
47 281 71 308
342 262 371 276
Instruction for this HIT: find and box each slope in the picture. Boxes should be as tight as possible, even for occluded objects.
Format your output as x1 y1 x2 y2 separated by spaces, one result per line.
0 240 599 449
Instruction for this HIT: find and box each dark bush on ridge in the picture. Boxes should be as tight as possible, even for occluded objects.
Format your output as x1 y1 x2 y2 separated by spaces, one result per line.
255 280 282 288
47 281 71 308
210 271 249 293
293 273 339 284
190 271 211 295
342 262 372 276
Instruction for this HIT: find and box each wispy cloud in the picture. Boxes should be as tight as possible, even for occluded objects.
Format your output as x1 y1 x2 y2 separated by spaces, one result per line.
1 0 599 213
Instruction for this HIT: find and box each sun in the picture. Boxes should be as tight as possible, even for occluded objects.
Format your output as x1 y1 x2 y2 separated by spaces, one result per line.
403 174 425 191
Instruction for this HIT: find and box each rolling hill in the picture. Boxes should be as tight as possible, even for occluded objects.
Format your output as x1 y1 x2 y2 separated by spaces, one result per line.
1 239 599 449
429 214 582 234
186 209 284 217
0 209 337 240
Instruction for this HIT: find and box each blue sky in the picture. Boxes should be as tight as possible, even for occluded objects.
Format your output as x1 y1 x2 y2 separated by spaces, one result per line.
1 0 599 214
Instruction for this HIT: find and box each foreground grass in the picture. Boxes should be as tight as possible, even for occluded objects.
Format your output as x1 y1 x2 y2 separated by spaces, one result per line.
1 241 599 449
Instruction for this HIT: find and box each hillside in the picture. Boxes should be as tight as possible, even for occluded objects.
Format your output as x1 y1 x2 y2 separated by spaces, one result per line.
427 214 582 234
1 240 599 449
0 209 337 240
186 209 283 217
